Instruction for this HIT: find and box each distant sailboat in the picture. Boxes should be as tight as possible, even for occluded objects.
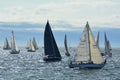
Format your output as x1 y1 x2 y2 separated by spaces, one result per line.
64 34 70 56
43 20 62 61
3 37 10 50
104 33 112 57
10 31 20 54
32 37 38 50
69 22 106 69
95 32 100 49
27 39 36 52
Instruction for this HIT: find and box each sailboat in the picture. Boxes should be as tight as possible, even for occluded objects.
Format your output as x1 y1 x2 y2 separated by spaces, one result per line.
10 31 20 54
32 37 38 50
3 37 10 50
27 39 36 52
95 32 100 49
43 20 62 61
64 34 70 56
104 33 112 57
69 22 106 69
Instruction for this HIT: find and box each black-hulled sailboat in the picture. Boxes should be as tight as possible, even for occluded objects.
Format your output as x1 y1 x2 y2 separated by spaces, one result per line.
32 37 38 50
10 31 20 54
69 22 106 69
3 37 10 50
43 21 62 61
27 39 36 52
104 33 112 57
64 34 70 56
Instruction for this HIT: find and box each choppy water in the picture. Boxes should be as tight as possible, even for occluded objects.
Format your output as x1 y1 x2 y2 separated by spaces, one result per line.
0 47 119 80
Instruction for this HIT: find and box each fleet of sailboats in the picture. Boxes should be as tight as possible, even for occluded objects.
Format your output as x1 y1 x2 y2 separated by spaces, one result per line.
10 31 20 54
0 21 113 69
3 37 10 50
43 21 62 61
64 34 70 56
69 22 106 69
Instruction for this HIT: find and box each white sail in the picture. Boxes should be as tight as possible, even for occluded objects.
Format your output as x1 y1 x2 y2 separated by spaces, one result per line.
75 22 104 64
28 40 35 51
32 37 38 49
89 26 104 64
75 23 90 62
11 31 19 51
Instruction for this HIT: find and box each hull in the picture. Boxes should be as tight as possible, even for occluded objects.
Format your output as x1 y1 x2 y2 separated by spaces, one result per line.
101 53 105 56
3 48 11 50
65 52 70 56
10 50 20 54
43 56 61 62
69 61 106 69
27 50 36 52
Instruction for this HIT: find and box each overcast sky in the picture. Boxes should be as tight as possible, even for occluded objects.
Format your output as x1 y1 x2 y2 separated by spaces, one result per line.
0 0 119 28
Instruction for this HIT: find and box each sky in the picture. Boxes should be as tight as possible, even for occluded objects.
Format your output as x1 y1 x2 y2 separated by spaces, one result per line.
0 0 119 48
0 0 120 28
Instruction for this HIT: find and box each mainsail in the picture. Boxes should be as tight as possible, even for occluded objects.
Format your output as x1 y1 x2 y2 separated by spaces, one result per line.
75 22 104 64
44 20 61 60
64 34 70 56
3 37 10 49
10 31 20 54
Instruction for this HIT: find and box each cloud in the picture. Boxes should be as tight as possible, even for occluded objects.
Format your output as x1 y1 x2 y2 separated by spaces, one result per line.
0 0 119 28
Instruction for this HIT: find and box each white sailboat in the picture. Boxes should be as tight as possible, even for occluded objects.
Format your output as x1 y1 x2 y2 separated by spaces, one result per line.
104 33 112 57
10 31 20 54
3 37 10 50
27 39 36 52
32 37 38 50
69 22 106 69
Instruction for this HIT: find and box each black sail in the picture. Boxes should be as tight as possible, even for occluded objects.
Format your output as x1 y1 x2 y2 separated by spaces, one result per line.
44 21 61 59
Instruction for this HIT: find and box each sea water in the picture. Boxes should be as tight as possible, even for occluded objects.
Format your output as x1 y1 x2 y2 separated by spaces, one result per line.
0 47 119 80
